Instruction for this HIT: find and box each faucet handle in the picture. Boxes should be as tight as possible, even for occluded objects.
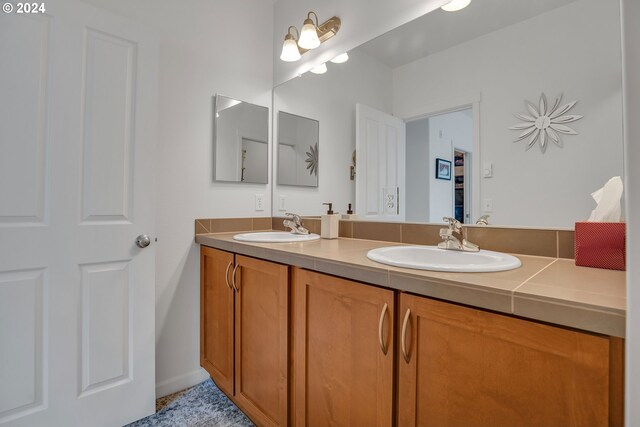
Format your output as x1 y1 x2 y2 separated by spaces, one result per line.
476 215 490 225
442 217 463 233
285 212 302 224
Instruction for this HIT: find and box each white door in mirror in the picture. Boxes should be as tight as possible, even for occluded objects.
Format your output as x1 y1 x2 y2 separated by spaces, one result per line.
367 246 521 272
356 104 406 220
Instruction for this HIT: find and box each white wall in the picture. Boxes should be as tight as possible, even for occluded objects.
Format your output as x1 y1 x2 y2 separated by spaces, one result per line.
393 0 624 227
153 0 273 397
427 109 473 222
406 119 430 222
272 0 450 85
622 0 639 424
273 49 392 216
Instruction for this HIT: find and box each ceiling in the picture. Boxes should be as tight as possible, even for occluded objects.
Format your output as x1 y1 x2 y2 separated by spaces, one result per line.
80 0 277 25
359 0 580 69
81 0 579 71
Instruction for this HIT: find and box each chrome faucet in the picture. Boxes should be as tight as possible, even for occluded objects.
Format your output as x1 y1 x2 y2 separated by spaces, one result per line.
475 215 490 226
283 213 309 235
438 217 479 252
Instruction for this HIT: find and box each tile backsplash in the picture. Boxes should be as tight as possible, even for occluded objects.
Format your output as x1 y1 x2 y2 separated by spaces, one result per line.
196 217 576 259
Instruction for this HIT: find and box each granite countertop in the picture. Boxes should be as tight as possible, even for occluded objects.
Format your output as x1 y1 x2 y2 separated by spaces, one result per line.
195 232 626 338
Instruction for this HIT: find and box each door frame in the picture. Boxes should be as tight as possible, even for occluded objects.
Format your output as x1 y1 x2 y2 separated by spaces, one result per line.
453 149 471 223
400 94 481 224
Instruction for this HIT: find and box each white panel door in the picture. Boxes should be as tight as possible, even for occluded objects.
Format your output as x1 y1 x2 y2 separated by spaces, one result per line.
355 104 406 220
0 0 158 426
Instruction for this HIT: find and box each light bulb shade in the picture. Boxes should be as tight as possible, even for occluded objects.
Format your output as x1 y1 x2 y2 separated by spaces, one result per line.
441 0 471 11
330 53 349 64
280 35 301 62
310 63 327 74
298 19 321 49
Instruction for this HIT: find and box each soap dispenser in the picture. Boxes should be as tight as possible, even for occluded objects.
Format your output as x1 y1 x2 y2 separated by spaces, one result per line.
321 203 340 239
341 203 358 220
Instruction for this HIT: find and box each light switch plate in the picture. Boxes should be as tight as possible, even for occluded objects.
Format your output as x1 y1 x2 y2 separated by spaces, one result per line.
483 162 493 178
278 195 286 211
483 198 493 213
255 194 265 211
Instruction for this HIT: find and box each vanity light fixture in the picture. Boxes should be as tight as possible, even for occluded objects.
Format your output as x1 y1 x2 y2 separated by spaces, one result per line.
298 12 321 49
280 26 302 62
310 63 327 74
279 12 341 62
441 0 471 12
330 52 349 63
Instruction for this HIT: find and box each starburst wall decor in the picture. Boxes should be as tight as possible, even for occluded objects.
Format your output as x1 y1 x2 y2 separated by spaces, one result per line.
305 143 318 176
509 93 583 153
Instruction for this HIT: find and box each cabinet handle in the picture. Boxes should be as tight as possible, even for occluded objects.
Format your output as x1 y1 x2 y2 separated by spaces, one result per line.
401 308 411 363
231 264 240 292
378 303 389 355
224 262 233 290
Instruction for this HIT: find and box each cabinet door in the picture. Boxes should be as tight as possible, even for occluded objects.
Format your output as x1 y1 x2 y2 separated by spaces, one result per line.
397 293 619 427
234 255 289 427
292 269 395 427
200 246 235 396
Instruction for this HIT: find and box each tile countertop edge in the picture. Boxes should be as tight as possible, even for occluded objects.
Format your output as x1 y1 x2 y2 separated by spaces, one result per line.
195 233 626 338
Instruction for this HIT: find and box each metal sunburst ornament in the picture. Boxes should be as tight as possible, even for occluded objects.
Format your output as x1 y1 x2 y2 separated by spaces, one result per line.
305 142 318 176
509 93 583 153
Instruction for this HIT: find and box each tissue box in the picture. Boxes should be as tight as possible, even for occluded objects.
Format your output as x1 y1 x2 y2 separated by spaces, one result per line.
574 222 626 270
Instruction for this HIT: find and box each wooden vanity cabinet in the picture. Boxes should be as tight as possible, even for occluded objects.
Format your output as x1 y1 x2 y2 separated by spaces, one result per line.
202 247 623 427
200 246 234 396
292 269 395 427
397 293 624 427
200 247 289 427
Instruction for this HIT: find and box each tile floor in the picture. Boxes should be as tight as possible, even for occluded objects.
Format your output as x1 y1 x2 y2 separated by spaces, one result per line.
127 379 254 427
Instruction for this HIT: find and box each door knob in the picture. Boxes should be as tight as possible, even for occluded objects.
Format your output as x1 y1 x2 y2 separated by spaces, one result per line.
136 234 151 248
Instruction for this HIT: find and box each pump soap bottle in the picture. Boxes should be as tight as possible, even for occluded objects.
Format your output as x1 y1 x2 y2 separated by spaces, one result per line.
341 203 357 220
321 203 340 239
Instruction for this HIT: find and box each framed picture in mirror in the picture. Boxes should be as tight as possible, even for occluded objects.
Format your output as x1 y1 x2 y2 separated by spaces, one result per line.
436 158 452 180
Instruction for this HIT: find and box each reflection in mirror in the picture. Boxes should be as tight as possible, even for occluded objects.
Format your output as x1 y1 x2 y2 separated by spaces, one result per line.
272 0 623 228
213 94 268 184
406 108 473 224
277 111 320 187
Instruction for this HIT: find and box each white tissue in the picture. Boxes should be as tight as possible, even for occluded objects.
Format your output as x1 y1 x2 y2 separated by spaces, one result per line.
587 176 624 222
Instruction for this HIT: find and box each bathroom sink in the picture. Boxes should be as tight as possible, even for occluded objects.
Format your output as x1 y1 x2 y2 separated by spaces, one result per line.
233 231 320 243
367 246 521 272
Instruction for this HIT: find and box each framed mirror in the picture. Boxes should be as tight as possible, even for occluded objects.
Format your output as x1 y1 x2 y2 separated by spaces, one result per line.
277 111 320 187
271 0 623 228
213 94 269 184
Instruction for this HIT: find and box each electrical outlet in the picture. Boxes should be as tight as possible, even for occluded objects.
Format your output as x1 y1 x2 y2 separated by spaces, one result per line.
483 198 493 213
254 194 265 211
279 195 286 211
383 187 399 215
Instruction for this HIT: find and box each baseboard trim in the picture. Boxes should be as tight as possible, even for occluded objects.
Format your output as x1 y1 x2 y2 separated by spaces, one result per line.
156 368 210 398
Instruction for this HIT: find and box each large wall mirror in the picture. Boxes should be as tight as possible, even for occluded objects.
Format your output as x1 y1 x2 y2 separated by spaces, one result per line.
271 0 623 228
214 94 269 184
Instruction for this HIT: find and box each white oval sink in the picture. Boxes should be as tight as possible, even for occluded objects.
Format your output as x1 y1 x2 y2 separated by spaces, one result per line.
233 231 320 243
367 246 521 272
